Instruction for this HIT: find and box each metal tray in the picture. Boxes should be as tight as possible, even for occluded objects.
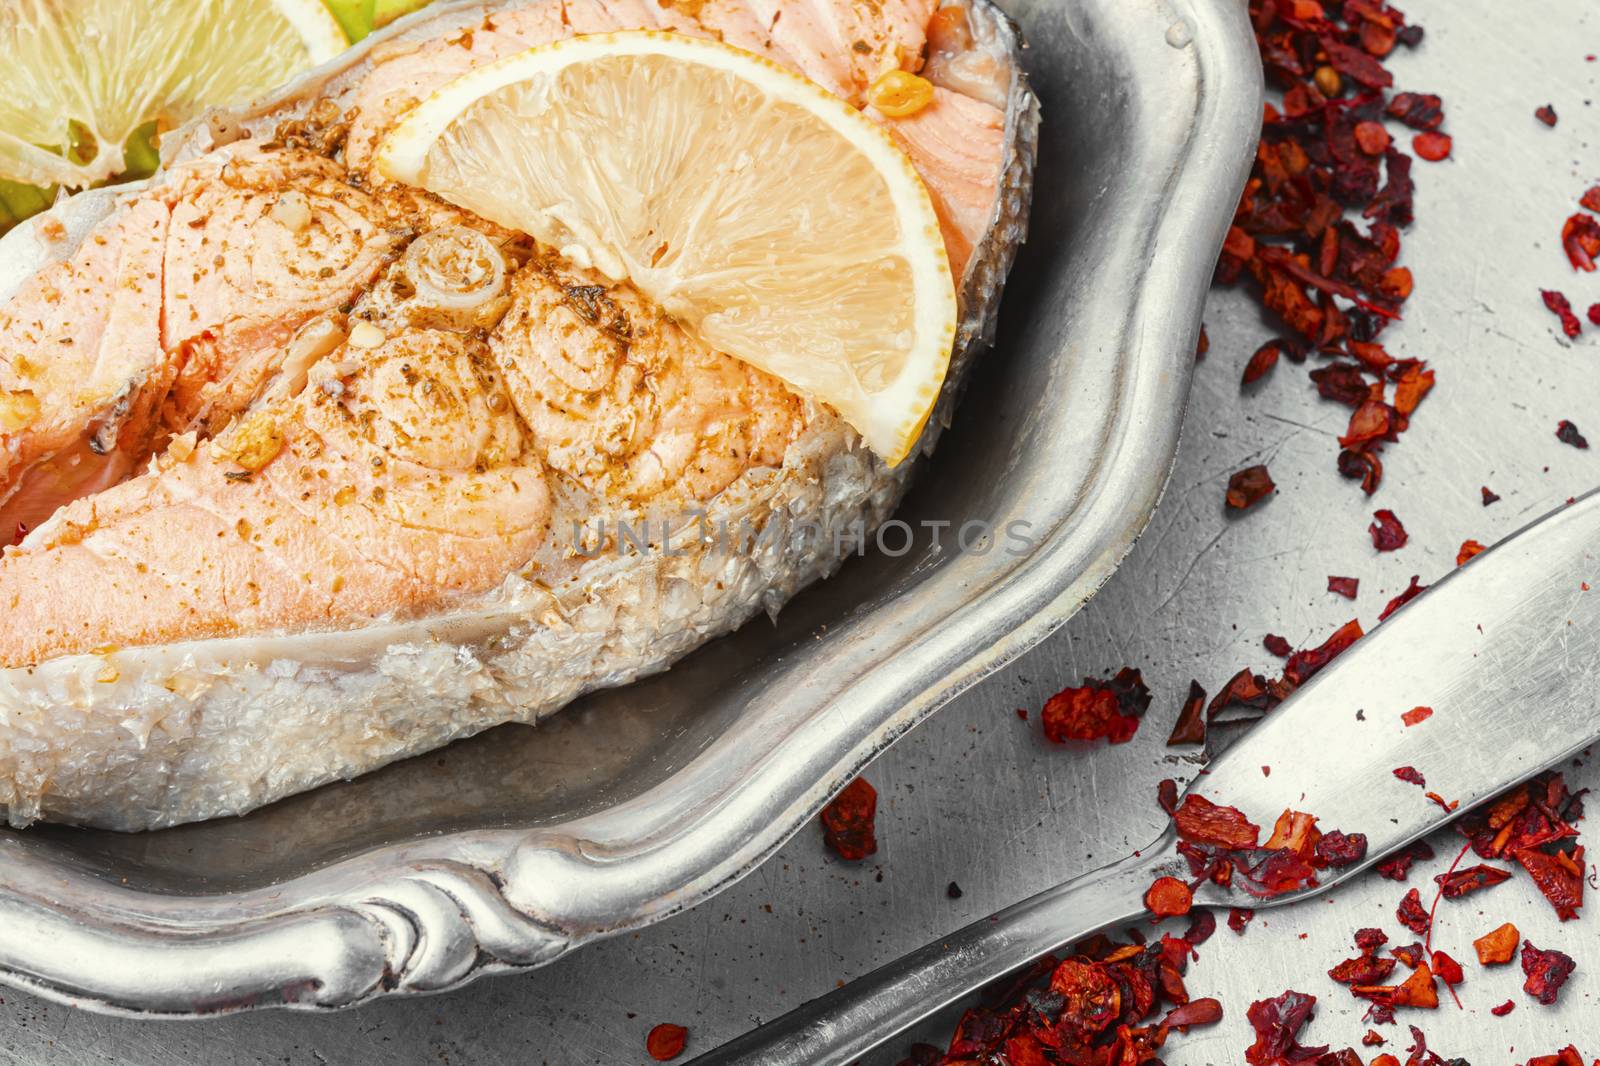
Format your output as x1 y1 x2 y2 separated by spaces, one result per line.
0 0 1259 1016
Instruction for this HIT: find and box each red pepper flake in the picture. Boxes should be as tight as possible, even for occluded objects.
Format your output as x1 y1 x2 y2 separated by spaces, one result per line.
1396 888 1431 934
1354 120 1392 155
1263 633 1292 657
1166 679 1208 746
1481 485 1500 506
1543 290 1584 338
1362 1030 1385 1047
1282 618 1365 688
1392 764 1424 787
1556 419 1589 448
1590 303 1600 327
1376 839 1435 881
1514 845 1586 920
1401 705 1433 727
1524 1049 1586 1066
1174 795 1261 850
1353 962 1438 1011
1229 907 1254 934
1162 997 1223 1030
1196 325 1210 360
1378 575 1426 621
1315 830 1368 868
1411 131 1451 161
1387 91 1444 129
1489 999 1514 1016
1144 876 1194 918
1456 539 1485 566
820 776 878 861
1521 939 1577 1005
1390 941 1425 969
1157 777 1180 817
1434 863 1512 899
1369 509 1408 551
1583 186 1600 213
1226 464 1277 510
1242 339 1287 385
1474 923 1520 965
1040 667 1151 745
1563 213 1600 272
1245 990 1327 1066
646 1023 689 1061
1327 575 1359 599
1430 950 1463 986
1534 104 1559 127
1330 953 1396 986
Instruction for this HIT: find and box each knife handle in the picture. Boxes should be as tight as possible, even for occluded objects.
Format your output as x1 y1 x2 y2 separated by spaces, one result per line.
687 843 1168 1066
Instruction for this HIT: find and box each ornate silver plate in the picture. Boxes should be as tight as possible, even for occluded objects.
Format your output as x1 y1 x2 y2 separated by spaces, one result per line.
0 0 1258 1015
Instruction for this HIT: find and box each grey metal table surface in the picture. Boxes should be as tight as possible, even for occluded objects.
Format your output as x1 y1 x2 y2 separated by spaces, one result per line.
2 1 1598 1062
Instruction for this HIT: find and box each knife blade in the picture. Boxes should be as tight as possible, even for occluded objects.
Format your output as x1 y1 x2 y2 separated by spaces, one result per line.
690 487 1600 1065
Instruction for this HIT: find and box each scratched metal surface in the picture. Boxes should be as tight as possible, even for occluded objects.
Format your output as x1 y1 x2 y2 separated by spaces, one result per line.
0 0 1598 1062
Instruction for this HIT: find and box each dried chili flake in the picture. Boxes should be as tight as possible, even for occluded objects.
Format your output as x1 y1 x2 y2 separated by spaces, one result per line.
1489 999 1514 1016
646 1023 689 1061
1429 950 1463 986
1206 666 1275 723
1369 509 1408 550
1473 922 1519 965
1525 1049 1586 1066
1590 303 1600 327
1315 830 1368 868
1584 186 1600 213
1167 680 1208 746
1481 485 1500 506
1378 575 1426 621
1157 778 1180 817
1162 997 1223 1029
1390 941 1426 969
1354 964 1439 1012
1386 92 1444 129
1243 339 1287 384
1394 766 1426 787
1174 795 1261 850
1229 907 1254 934
1264 633 1293 657
1543 291 1584 339
1376 840 1434 880
1327 575 1359 599
1515 845 1585 920
1182 908 1217 948
1040 668 1150 746
1197 325 1210 359
1563 213 1600 272
1245 990 1327 1066
1401 705 1432 727
1535 104 1559 127
1330 954 1396 985
1396 888 1431 934
1227 464 1278 510
1521 940 1576 1005
1282 618 1364 688
820 776 878 861
1434 863 1511 899
1144 876 1194 919
1455 539 1485 566
1556 419 1589 448
1362 1030 1385 1047
1354 120 1392 155
1411 131 1451 161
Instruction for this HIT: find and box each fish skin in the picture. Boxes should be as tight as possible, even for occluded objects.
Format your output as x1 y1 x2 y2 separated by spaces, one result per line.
0 0 1035 829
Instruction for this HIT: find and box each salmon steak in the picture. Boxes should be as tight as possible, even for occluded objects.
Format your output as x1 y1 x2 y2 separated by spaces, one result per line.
0 0 1036 830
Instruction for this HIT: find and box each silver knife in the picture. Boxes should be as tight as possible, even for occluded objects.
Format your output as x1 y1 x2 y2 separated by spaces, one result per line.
690 487 1600 1065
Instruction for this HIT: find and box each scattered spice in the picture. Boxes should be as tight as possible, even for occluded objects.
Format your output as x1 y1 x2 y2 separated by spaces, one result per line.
1411 131 1451 161
1174 795 1260 851
1263 633 1292 657
1520 939 1576 1005
1369 509 1408 551
1393 766 1426 787
1400 705 1432 727
1590 303 1600 327
1378 576 1426 621
1543 290 1584 338
1433 863 1511 899
1243 339 1293 385
1166 680 1208 746
1481 486 1500 506
1535 104 1559 127
1376 840 1435 881
1473 922 1520 965
1040 668 1151 745
1396 887 1431 935
1327 575 1359 599
1564 213 1600 272
946 881 963 900
1244 990 1326 1065
646 1023 689 1061
1226 465 1277 511
820 776 878 861
1556 419 1589 448
1455 539 1485 565
1229 907 1254 934
1489 999 1514 1017
1143 877 1193 918
1429 950 1462 987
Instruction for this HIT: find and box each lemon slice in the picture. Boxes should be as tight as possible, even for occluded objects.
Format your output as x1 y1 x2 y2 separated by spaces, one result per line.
376 31 957 465
0 0 348 190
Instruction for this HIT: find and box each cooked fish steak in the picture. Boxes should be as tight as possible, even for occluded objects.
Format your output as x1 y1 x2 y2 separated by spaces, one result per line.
0 0 1036 830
